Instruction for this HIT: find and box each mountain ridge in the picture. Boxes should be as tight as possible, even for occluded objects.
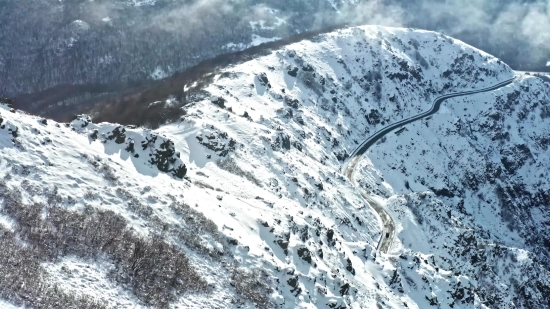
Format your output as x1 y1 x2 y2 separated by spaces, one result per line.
1 25 548 308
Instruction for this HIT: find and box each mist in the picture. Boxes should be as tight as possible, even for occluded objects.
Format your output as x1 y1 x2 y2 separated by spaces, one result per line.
326 0 549 69
80 0 550 69
1 0 549 99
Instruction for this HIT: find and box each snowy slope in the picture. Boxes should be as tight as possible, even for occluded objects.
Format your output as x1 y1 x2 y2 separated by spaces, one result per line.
358 72 550 308
2 25 547 309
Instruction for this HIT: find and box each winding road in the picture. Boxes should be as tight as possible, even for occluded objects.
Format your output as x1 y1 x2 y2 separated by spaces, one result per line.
343 76 517 253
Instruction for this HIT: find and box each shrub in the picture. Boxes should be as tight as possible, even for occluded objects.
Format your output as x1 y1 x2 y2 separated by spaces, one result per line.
193 180 216 190
0 184 104 308
216 158 262 187
0 181 208 308
82 154 118 182
0 230 105 309
168 200 226 257
230 265 275 309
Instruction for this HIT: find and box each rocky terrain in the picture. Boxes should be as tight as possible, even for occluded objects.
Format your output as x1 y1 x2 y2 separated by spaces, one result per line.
0 25 549 308
361 71 550 308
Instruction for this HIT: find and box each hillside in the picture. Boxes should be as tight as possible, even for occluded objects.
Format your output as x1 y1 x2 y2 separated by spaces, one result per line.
1 25 549 308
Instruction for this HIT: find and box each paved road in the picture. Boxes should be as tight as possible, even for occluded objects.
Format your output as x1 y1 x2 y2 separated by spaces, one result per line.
343 76 517 253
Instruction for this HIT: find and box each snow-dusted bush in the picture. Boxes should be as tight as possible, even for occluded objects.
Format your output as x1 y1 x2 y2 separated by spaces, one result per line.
168 198 226 257
230 264 275 309
0 181 208 307
0 183 105 308
216 157 262 187
193 179 217 191
116 188 154 218
82 154 118 182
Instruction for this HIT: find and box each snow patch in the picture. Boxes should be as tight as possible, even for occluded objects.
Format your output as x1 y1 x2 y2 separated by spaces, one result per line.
0 300 23 309
150 66 171 80
251 34 280 46
43 256 145 308
0 214 16 232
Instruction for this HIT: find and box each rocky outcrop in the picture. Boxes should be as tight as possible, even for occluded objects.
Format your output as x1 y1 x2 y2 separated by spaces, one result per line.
71 115 187 178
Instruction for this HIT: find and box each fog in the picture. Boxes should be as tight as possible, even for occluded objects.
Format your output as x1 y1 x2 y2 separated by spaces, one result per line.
64 0 550 69
1 0 549 98
326 0 549 69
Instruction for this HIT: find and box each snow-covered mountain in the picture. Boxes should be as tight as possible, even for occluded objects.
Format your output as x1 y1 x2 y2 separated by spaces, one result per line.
1 25 549 308
4 0 550 120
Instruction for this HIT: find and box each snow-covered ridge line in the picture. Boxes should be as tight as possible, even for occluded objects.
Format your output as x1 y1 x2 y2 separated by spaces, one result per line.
17 22 351 122
165 25 517 308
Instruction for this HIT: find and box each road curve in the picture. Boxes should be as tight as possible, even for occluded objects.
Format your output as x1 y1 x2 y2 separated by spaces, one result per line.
344 76 517 254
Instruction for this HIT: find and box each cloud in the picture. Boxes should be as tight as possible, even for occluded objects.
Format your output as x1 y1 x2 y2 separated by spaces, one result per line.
333 0 550 67
422 0 550 46
342 0 405 27
311 0 405 29
83 1 120 25
520 2 550 46
149 0 236 33
80 0 550 67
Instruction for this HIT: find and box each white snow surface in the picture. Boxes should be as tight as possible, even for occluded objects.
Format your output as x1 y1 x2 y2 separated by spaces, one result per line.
0 300 23 309
2 25 549 308
150 66 171 80
224 35 281 52
43 256 146 308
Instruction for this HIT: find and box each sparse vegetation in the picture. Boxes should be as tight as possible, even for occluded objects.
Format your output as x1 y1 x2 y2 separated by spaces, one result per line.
19 24 350 127
216 157 262 187
0 227 105 308
0 181 208 308
230 265 275 309
82 154 118 182
116 188 154 218
167 197 227 257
